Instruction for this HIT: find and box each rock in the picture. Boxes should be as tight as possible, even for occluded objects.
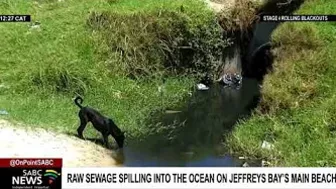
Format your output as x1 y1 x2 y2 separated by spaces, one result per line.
261 140 274 150
196 83 209 91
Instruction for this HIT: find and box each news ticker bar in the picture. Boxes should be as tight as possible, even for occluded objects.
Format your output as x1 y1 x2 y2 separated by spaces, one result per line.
260 15 336 22
2 158 336 189
62 168 336 189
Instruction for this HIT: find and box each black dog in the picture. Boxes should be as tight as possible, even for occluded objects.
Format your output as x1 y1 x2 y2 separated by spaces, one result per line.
74 96 125 149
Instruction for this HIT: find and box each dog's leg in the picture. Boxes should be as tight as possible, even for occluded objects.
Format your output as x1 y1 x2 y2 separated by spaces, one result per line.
102 132 110 149
110 130 122 149
77 112 88 139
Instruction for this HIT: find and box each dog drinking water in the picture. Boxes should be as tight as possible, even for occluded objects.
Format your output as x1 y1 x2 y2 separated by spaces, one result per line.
74 96 125 148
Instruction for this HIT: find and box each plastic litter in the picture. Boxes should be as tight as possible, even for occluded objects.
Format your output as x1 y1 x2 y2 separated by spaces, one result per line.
196 83 209 91
221 73 242 86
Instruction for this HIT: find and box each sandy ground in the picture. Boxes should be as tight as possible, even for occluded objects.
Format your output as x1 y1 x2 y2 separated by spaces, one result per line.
0 120 121 167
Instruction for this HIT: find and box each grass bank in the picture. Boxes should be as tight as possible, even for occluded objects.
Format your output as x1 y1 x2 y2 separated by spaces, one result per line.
226 0 336 166
0 0 231 141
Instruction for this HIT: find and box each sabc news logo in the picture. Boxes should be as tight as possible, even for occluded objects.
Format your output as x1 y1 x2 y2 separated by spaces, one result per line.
12 169 61 186
44 170 61 184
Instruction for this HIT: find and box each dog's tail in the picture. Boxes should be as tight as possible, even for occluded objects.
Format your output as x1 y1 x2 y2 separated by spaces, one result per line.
74 96 84 109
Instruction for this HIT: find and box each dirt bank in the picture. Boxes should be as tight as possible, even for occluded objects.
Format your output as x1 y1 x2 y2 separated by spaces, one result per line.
205 0 235 12
0 120 121 167
205 0 261 13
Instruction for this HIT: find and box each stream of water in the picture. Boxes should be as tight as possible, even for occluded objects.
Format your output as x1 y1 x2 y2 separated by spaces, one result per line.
121 78 261 167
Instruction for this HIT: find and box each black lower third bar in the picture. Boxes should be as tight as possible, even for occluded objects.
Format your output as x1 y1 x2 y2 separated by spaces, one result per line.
0 15 31 22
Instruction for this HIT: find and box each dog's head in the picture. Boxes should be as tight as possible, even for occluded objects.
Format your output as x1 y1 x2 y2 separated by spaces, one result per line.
107 118 126 148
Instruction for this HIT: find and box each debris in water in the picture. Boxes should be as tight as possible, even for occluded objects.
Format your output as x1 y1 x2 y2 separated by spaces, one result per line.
183 151 194 157
0 110 9 115
242 162 249 167
239 156 247 160
261 140 274 150
218 73 242 88
196 83 209 91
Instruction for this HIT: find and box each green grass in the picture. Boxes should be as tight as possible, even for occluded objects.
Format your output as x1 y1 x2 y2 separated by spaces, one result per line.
0 0 224 140
2 0 335 167
226 0 336 166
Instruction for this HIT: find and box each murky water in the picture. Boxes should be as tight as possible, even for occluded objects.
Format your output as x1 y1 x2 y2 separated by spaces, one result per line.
120 78 261 167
